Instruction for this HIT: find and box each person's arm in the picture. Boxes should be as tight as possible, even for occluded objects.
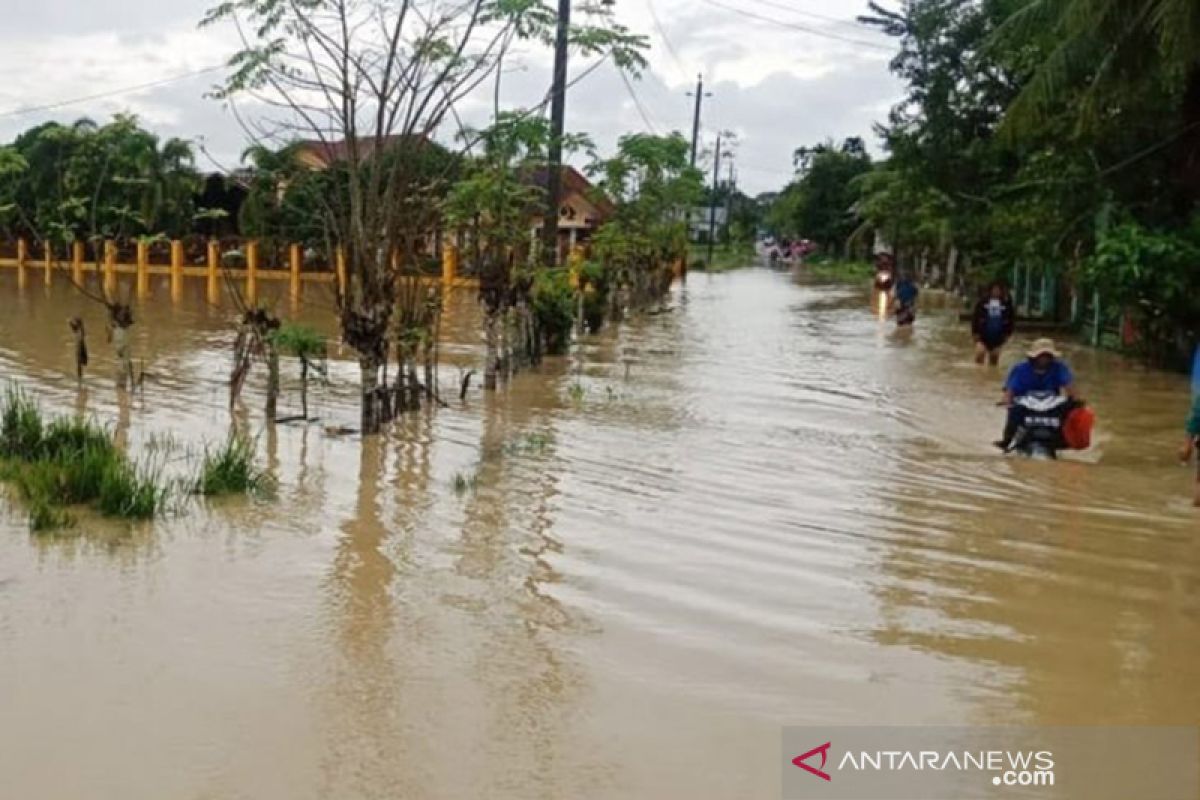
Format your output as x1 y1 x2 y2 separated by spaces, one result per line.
1002 300 1015 339
971 302 984 339
1002 366 1017 406
1059 362 1077 399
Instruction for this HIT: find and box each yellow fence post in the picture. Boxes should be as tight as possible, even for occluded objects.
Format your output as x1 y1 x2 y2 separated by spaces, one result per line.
104 241 117 296
246 240 258 305
289 243 301 306
43 243 52 287
336 247 347 296
170 239 183 302
207 240 220 304
136 240 149 298
16 238 26 288
72 240 84 285
442 243 457 286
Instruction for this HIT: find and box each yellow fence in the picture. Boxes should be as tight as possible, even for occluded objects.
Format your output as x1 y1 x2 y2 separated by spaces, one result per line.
0 239 478 306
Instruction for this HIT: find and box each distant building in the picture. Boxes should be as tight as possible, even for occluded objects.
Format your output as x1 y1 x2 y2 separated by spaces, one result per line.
294 135 425 169
688 206 727 243
524 166 616 260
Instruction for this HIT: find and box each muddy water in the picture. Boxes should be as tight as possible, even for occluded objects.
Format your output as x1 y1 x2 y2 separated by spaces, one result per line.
1 267 1198 799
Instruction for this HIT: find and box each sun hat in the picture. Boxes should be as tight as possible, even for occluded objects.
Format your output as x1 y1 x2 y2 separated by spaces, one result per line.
1027 338 1060 358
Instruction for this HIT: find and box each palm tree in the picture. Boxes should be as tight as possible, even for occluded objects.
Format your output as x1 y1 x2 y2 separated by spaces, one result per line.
1000 0 1200 132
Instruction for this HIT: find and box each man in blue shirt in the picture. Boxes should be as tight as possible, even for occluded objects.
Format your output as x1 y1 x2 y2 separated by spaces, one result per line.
996 339 1077 449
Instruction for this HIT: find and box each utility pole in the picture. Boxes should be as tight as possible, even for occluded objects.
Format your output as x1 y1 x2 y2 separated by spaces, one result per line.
724 160 735 243
687 74 711 169
706 133 723 268
542 0 573 267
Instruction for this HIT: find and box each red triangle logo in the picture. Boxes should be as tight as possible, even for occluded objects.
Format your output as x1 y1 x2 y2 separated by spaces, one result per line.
792 742 832 781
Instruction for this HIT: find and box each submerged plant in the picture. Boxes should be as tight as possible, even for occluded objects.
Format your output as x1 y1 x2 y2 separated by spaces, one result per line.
0 385 170 528
451 470 477 496
271 322 327 420
1 387 44 460
28 499 74 533
97 461 167 519
194 434 273 497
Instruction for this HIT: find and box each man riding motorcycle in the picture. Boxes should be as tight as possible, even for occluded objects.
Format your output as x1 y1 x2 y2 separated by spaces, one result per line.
995 338 1078 452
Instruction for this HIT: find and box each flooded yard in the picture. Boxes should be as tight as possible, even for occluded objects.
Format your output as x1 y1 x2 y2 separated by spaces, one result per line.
1 267 1198 799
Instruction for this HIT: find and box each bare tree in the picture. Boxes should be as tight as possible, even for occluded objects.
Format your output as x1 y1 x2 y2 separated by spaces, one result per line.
203 0 645 433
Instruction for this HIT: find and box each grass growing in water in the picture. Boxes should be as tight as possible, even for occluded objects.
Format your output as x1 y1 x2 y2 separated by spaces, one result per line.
0 387 169 530
193 434 272 497
451 470 479 496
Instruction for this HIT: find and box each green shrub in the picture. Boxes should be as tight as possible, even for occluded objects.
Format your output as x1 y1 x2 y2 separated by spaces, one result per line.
531 270 576 355
194 434 272 496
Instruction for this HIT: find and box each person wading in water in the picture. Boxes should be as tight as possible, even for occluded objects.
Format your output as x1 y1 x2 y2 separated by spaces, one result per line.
894 272 919 328
971 281 1015 365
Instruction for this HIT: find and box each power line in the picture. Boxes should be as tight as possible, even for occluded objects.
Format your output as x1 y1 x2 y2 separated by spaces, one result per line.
739 0 888 33
648 0 688 73
618 69 660 134
0 65 226 119
697 0 894 52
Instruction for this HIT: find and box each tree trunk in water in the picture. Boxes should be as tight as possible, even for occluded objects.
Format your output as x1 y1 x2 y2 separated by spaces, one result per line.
407 363 421 410
300 358 309 420
113 326 135 391
265 346 279 422
484 311 500 391
395 351 407 413
423 341 434 403
360 355 383 434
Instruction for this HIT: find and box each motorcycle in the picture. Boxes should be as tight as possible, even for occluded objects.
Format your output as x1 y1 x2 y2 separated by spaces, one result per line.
1003 392 1075 459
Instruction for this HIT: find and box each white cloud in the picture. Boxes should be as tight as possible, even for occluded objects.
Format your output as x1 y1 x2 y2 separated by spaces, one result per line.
0 0 905 193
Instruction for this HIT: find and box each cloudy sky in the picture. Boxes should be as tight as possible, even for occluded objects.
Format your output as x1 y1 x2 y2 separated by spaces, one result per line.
0 0 904 195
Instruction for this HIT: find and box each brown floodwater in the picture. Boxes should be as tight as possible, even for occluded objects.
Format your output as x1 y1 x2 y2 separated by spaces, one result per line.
1 267 1198 799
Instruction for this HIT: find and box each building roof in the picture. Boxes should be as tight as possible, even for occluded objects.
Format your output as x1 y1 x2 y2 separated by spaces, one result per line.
524 165 616 219
294 134 427 167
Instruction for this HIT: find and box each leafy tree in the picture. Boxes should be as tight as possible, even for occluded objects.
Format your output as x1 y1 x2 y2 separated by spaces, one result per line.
588 132 704 311
767 138 872 252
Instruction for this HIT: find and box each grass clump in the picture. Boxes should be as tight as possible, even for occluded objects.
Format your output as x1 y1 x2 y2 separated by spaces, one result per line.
194 434 272 497
0 386 169 530
1 387 44 460
451 470 477 496
97 462 167 519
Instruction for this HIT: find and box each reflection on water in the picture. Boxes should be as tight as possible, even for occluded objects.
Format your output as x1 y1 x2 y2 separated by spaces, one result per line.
1 267 1199 799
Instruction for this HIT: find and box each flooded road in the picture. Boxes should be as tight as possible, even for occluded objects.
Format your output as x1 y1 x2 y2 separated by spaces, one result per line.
1 267 1198 799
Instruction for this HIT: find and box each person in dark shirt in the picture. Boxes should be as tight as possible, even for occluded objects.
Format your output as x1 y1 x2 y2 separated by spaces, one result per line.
995 339 1077 450
971 282 1015 365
